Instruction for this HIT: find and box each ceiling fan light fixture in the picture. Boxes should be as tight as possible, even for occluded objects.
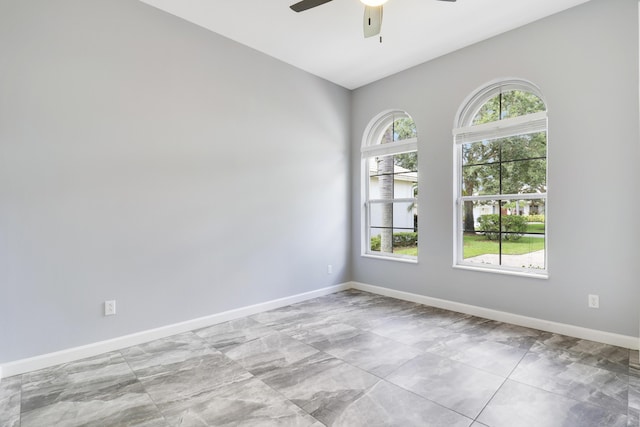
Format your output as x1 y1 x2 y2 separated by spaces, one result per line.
360 0 388 6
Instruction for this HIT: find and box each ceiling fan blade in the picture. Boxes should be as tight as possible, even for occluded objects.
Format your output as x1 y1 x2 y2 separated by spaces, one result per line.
363 5 383 38
290 0 333 12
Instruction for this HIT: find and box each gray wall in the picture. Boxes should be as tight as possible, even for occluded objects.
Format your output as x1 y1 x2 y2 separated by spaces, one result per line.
0 0 351 363
2 0 638 365
351 0 640 337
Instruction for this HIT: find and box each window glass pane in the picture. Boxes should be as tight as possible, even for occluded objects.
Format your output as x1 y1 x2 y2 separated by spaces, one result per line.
380 116 417 144
463 134 546 196
461 199 500 265
500 132 547 162
369 153 418 200
370 227 418 256
370 201 416 230
394 151 417 172
501 159 547 194
370 153 418 177
369 155 396 200
500 90 545 119
462 164 500 196
472 90 545 125
461 200 545 270
463 236 501 266
370 201 417 255
500 202 545 269
462 200 499 233
507 247 545 270
524 199 546 236
526 199 545 217
473 95 501 125
462 141 499 166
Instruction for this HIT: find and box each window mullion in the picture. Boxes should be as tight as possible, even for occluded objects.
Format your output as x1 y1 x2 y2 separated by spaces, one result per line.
461 193 547 202
368 198 416 204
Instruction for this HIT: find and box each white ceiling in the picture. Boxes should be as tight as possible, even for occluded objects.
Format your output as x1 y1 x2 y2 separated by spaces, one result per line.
139 0 591 90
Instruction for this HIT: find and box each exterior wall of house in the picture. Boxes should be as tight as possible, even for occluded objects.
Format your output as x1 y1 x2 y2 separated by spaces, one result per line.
368 171 417 235
471 201 544 225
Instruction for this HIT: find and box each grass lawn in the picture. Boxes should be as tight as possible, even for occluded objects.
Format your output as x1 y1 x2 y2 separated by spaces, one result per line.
377 226 546 258
463 233 545 258
526 223 545 234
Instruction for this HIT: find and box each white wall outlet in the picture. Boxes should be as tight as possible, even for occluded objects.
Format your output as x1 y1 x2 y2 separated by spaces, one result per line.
588 294 599 309
327 264 333 274
105 300 117 316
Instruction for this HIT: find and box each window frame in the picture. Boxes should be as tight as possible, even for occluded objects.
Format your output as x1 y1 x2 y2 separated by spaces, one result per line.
453 79 548 278
361 110 418 263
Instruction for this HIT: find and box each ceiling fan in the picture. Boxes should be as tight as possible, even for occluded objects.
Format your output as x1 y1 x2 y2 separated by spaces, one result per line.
290 0 457 39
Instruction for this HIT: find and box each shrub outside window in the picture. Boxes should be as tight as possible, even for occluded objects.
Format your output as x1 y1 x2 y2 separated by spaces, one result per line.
362 111 418 261
454 80 548 277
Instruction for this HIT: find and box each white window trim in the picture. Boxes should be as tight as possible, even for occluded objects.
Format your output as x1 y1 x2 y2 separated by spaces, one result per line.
460 193 547 205
361 110 418 262
452 79 548 277
361 137 417 158
453 112 547 144
452 263 550 279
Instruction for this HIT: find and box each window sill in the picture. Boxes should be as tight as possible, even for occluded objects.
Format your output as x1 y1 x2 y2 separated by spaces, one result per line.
453 263 548 280
362 253 418 264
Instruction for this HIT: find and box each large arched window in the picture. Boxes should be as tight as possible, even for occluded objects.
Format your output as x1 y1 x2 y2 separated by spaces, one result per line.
362 111 418 260
454 79 547 276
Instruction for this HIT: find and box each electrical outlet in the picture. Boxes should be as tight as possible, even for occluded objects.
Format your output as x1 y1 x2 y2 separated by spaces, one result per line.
588 294 599 309
105 300 116 316
327 264 333 274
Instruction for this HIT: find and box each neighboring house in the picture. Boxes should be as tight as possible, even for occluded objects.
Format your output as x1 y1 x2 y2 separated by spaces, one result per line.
368 162 417 236
472 199 544 224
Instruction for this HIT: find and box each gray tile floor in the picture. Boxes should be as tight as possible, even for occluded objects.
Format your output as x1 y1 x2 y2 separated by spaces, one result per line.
2 289 639 426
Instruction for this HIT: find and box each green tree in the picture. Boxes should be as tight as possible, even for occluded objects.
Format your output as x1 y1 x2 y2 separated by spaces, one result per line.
378 126 394 253
393 118 418 171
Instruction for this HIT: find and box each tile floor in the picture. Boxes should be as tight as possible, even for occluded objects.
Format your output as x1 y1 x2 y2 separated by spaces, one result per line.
2 289 639 426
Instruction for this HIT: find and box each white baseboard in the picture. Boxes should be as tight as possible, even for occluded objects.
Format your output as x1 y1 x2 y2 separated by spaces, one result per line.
0 283 350 381
350 281 639 350
2 280 637 382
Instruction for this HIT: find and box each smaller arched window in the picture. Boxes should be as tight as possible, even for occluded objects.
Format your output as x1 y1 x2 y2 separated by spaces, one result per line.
362 111 418 260
453 79 548 276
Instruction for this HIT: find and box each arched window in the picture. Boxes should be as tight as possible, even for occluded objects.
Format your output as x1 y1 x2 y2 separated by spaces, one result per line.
453 79 547 276
362 111 418 260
